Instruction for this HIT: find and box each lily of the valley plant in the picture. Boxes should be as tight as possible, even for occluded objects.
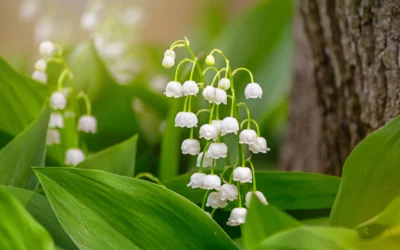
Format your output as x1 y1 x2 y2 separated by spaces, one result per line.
163 37 269 226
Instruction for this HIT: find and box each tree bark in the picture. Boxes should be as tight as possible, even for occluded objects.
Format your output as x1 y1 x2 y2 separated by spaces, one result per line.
281 0 400 176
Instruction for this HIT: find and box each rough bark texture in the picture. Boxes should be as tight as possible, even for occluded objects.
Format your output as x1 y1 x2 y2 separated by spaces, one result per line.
281 0 400 176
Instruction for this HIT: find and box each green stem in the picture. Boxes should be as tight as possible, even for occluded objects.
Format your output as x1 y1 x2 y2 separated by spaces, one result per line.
201 190 211 210
210 159 216 175
237 182 242 208
237 102 251 129
209 104 216 124
232 67 255 83
189 58 197 80
196 109 210 116
57 69 72 91
77 91 92 115
246 160 257 192
240 119 260 136
211 208 216 216
188 96 192 112
190 128 194 139
183 96 189 112
135 173 163 185
174 58 194 81
211 69 226 87
199 142 213 173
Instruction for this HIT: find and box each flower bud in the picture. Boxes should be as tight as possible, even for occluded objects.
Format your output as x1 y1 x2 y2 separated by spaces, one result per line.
196 152 213 168
233 167 252 183
202 86 216 103
227 208 247 226
181 139 200 155
49 112 64 128
220 117 239 135
244 83 263 99
162 56 175 68
239 129 258 145
46 129 61 145
182 80 199 96
187 172 206 189
205 55 215 66
164 49 176 59
32 71 47 83
39 41 55 57
50 92 67 110
78 115 97 134
245 191 268 207
214 88 227 105
65 148 85 166
249 137 271 154
218 78 230 90
206 192 227 208
199 124 218 141
164 81 182 98
219 184 238 201
203 174 221 190
34 59 47 71
175 112 198 128
206 142 228 159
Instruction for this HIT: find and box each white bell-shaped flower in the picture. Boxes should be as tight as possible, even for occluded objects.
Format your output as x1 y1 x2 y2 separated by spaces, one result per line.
227 208 247 226
164 49 176 59
214 88 227 105
49 112 64 128
65 148 85 166
206 142 228 159
211 120 222 134
245 191 268 207
199 124 218 141
218 78 231 91
233 167 252 183
78 115 97 134
249 137 271 154
164 81 182 98
181 139 200 155
46 129 61 145
219 184 238 201
32 71 47 83
203 174 221 190
174 112 198 128
182 80 199 96
50 92 67 110
187 172 206 189
205 55 215 66
245 83 263 99
196 152 213 168
239 129 258 145
206 192 227 208
39 41 55 57
202 86 216 103
34 59 47 71
162 56 175 68
220 117 239 135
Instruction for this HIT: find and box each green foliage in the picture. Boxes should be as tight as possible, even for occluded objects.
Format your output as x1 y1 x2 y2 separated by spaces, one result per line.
0 187 54 250
330 116 400 228
243 197 300 249
0 104 50 190
0 58 48 138
34 168 238 250
77 134 138 176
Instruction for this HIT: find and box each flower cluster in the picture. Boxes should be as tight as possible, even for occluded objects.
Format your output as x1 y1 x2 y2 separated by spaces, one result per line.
33 41 98 167
163 38 269 226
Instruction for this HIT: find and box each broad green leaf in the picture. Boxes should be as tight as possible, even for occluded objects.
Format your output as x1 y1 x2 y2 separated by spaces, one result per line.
243 197 300 249
0 57 48 137
2 185 76 249
252 226 400 250
159 99 182 181
0 104 50 190
166 171 340 211
330 116 400 228
0 187 54 250
77 134 138 177
357 197 400 237
301 217 330 226
34 168 238 250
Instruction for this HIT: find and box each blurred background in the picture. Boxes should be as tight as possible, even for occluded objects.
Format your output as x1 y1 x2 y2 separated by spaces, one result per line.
0 0 293 181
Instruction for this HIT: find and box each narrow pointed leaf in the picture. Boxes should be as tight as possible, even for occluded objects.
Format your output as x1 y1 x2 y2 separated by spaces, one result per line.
243 197 300 249
330 116 400 228
77 134 138 176
0 57 48 137
34 168 238 250
0 104 50 190
0 187 54 250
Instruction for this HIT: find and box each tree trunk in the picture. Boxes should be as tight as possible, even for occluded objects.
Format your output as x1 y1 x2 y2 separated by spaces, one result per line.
281 0 400 176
